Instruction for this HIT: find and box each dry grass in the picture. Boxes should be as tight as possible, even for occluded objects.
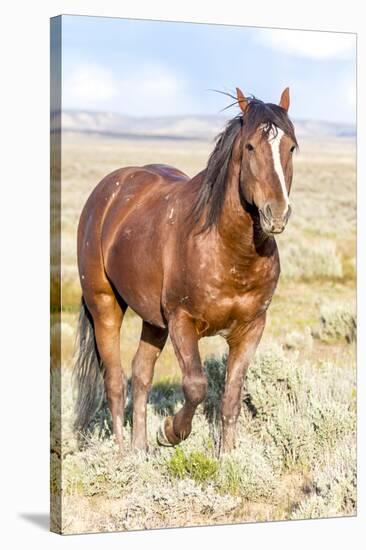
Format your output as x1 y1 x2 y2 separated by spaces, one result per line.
51 343 356 534
51 131 356 534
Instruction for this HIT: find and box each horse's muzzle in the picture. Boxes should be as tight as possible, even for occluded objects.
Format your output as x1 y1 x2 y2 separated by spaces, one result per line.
259 204 292 235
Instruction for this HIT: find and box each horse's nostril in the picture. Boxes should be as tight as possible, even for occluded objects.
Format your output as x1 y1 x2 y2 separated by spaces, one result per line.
285 204 292 223
264 203 272 220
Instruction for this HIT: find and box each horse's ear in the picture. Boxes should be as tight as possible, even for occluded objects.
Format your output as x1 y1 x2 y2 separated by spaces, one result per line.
279 87 290 111
236 87 248 113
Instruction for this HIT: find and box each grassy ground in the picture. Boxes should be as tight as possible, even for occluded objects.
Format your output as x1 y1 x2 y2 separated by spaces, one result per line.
51 131 356 534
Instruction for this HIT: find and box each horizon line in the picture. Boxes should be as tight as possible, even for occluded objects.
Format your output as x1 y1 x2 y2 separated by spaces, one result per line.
58 107 356 128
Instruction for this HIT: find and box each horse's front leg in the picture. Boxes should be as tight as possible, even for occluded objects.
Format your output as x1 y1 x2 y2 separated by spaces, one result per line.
220 314 266 454
157 310 208 446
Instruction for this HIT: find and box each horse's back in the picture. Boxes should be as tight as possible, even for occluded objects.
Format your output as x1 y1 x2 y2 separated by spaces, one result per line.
142 163 189 182
78 163 188 248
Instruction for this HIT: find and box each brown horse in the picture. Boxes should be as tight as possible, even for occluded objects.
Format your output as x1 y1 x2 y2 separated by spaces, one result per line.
74 87 297 454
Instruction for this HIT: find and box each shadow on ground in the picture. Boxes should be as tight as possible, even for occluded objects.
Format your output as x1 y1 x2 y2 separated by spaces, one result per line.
19 513 49 531
81 356 256 441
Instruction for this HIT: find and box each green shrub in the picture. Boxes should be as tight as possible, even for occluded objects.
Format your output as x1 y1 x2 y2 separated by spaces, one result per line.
243 346 355 471
284 328 313 351
62 434 169 498
216 435 281 500
313 303 356 343
280 240 343 281
309 398 355 448
246 346 307 421
291 436 356 519
262 394 355 471
167 447 219 484
265 402 316 469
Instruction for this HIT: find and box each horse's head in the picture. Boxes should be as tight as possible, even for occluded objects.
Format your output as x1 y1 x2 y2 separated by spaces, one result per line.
236 87 297 235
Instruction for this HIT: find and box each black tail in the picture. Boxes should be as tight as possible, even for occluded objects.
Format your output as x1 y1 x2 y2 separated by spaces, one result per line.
73 297 105 433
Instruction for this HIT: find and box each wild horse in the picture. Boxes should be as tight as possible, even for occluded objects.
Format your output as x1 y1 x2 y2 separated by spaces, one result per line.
74 87 297 454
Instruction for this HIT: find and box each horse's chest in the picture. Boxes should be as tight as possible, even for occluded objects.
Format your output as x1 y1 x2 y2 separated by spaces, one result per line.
195 257 279 336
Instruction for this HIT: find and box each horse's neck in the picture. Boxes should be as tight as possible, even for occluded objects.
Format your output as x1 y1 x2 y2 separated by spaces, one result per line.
217 155 274 258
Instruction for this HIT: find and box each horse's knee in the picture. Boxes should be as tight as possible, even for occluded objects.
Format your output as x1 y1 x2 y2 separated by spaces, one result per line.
132 362 152 392
221 397 241 423
183 373 208 405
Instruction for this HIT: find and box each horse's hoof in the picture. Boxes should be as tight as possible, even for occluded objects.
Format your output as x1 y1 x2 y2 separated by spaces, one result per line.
157 416 187 446
156 418 174 447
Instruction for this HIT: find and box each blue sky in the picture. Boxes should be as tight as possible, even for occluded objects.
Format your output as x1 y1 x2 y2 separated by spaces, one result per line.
60 15 356 124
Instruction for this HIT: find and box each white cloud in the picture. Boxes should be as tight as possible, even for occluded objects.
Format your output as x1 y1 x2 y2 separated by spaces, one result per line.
256 29 356 60
119 64 185 114
63 64 118 108
62 61 193 115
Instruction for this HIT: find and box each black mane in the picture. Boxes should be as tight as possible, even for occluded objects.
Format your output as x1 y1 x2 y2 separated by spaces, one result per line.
190 97 298 232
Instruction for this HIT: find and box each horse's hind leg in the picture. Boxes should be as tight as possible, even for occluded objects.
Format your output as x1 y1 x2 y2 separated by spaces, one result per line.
85 291 127 452
157 310 207 446
131 322 168 451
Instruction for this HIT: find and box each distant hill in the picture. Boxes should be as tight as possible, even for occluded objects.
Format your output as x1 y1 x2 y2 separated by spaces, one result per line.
52 110 356 141
291 119 356 138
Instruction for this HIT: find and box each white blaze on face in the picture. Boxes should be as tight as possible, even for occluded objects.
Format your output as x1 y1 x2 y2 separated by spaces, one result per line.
267 127 289 210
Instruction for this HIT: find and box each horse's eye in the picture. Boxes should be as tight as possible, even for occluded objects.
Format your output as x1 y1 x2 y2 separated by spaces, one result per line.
246 143 254 152
290 145 296 153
